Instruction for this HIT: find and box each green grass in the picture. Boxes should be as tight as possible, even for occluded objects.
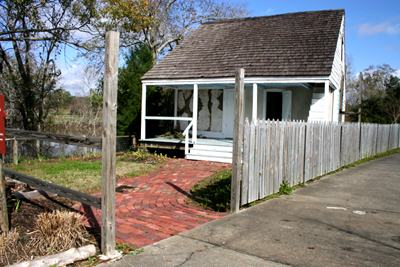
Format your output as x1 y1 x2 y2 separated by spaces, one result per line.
6 152 169 194
190 169 232 212
189 148 400 212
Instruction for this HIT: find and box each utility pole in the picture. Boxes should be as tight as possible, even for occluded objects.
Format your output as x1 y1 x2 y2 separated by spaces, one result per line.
231 68 245 213
101 31 119 257
358 72 363 123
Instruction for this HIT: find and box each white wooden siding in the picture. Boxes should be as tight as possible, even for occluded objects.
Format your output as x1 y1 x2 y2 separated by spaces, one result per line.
308 93 326 121
329 15 345 91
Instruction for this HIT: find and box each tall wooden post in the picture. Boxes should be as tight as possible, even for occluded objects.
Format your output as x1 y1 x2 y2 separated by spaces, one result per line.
0 95 8 232
82 135 87 156
358 72 363 123
101 31 119 256
231 68 245 213
0 155 8 232
13 137 18 165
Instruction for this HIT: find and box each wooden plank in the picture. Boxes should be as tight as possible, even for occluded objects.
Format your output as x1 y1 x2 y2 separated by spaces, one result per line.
241 118 250 205
260 119 267 198
254 119 260 199
304 121 311 181
0 156 8 232
231 68 245 213
313 122 319 178
248 118 256 202
278 120 284 189
321 122 325 175
289 121 295 186
292 121 298 185
268 120 275 195
13 138 18 165
292 121 297 184
5 128 102 148
299 121 306 183
101 30 119 256
4 169 101 208
274 120 280 193
265 120 271 196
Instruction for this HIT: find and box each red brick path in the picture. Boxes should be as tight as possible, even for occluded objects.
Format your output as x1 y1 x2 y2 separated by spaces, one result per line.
74 159 231 248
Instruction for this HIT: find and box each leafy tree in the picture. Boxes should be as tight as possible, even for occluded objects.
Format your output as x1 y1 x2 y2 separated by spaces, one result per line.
346 63 395 106
346 63 398 123
90 0 249 65
382 76 400 124
137 0 249 65
348 75 400 124
117 44 154 136
117 44 174 137
50 89 73 114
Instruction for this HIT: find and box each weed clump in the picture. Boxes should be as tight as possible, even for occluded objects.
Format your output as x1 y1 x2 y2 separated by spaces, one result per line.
29 211 89 255
0 229 28 265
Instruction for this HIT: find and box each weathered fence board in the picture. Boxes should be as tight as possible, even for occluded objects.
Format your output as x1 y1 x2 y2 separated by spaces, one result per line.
241 118 250 205
5 128 102 148
239 120 400 206
4 169 101 208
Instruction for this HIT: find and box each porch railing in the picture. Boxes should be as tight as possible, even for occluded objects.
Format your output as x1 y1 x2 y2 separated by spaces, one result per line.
143 116 196 141
183 120 194 155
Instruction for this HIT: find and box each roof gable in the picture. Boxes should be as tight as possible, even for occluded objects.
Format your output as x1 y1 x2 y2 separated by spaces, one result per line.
142 9 345 80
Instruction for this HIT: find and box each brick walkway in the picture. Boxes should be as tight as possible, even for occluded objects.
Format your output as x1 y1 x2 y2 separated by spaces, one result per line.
74 159 231 248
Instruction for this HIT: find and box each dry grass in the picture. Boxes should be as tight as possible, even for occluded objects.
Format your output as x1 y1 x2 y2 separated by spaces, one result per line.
0 229 29 265
28 211 89 255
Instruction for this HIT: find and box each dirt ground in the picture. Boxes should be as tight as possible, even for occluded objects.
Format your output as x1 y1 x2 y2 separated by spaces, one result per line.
1 181 98 266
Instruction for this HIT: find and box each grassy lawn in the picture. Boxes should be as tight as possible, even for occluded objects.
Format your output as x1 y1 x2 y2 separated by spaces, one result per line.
5 151 169 194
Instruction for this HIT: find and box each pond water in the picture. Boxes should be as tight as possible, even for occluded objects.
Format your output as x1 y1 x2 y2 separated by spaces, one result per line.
4 124 102 164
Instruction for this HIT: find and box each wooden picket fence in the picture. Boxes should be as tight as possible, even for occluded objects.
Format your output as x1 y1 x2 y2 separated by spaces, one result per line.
240 119 400 205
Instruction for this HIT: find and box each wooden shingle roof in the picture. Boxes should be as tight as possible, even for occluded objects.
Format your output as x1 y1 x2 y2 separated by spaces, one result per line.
142 9 344 80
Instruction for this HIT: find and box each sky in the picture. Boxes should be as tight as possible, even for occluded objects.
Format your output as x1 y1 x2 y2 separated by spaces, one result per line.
59 0 400 94
244 0 400 75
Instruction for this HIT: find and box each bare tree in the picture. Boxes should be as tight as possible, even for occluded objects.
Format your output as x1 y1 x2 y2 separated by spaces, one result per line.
56 65 102 136
0 0 97 131
88 0 249 65
139 0 249 64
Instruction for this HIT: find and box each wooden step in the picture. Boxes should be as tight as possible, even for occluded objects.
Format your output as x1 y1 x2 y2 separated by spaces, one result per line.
185 154 232 163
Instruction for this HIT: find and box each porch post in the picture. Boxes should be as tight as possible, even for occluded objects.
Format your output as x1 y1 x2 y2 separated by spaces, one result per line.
192 84 198 143
324 80 330 121
174 88 178 128
141 83 146 140
252 83 258 120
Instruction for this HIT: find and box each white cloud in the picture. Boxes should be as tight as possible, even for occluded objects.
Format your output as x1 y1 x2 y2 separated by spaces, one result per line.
57 63 86 95
358 21 400 36
262 8 274 16
395 69 400 78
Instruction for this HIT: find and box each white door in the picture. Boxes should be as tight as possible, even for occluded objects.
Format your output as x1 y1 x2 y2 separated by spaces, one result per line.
223 89 235 138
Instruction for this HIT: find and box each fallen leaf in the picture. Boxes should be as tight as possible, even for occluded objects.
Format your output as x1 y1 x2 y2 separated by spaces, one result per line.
196 250 202 252
164 260 172 262
308 247 315 249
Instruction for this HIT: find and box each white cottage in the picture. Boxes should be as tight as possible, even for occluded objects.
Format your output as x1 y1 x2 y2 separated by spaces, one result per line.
140 9 346 162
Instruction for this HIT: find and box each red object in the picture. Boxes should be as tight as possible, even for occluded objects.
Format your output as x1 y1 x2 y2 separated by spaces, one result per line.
0 95 7 154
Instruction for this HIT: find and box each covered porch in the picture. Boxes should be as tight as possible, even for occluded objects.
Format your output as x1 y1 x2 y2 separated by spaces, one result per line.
140 77 338 162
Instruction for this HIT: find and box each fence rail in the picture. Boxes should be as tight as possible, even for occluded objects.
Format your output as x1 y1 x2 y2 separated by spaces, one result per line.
5 128 102 148
240 120 400 205
4 169 101 208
